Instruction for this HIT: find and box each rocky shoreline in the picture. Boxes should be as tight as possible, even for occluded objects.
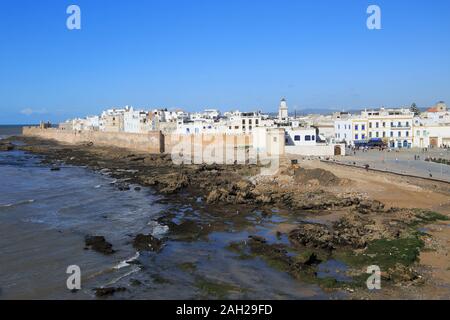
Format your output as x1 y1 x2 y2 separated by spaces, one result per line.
3 135 449 298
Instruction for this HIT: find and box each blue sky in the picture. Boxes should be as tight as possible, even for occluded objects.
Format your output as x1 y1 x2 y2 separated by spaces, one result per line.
0 0 449 124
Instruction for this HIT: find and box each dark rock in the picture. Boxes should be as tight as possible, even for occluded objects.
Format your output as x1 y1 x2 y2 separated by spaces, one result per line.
303 253 321 266
116 183 130 191
289 224 334 250
85 236 115 255
0 142 14 152
357 199 385 214
94 287 126 297
159 173 189 194
133 234 163 252
130 279 142 286
248 235 267 243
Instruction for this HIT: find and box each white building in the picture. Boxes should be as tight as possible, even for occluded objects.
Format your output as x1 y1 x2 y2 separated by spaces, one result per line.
285 127 317 146
190 109 221 121
223 111 265 134
413 102 450 148
334 119 353 143
123 107 152 133
175 119 218 135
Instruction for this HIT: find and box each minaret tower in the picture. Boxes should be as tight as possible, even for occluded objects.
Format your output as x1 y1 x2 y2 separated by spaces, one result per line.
278 98 288 122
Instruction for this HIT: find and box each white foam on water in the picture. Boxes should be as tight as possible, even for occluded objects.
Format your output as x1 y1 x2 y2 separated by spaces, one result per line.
105 266 142 286
148 220 169 237
113 252 140 270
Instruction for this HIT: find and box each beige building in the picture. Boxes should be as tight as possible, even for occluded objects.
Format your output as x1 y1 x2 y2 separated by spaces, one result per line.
100 109 125 132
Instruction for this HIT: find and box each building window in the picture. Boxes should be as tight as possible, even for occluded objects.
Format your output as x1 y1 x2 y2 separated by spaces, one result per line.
362 134 366 140
383 122 386 127
406 131 409 137
305 135 311 141
369 132 372 138
362 125 365 130
369 123 372 129
398 131 401 137
338 125 341 130
249 119 252 125
406 122 409 127
416 130 420 136
376 132 379 138
355 134 359 140
390 132 394 137
294 135 301 141
312 135 315 141
383 132 386 137
376 122 379 128
355 125 359 130
256 119 259 125
273 137 277 142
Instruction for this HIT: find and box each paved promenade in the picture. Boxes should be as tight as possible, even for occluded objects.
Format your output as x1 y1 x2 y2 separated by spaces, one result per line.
338 148 450 183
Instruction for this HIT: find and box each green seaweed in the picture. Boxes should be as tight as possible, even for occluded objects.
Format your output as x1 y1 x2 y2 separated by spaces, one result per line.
409 209 449 227
194 278 243 299
335 236 424 270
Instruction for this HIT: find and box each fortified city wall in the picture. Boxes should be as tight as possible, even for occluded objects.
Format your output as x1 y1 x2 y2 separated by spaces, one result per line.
22 127 255 158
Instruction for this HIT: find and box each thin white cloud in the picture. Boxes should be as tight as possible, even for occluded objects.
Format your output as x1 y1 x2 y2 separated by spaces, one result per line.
20 108 48 116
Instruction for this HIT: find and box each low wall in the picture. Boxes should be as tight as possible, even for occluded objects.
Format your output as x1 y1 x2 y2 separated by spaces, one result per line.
22 127 163 153
285 144 346 156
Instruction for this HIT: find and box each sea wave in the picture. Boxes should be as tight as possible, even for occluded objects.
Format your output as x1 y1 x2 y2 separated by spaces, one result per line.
0 199 35 208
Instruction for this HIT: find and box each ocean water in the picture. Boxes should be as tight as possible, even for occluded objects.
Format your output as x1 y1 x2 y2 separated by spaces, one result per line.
0 125 27 140
0 143 334 300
